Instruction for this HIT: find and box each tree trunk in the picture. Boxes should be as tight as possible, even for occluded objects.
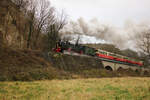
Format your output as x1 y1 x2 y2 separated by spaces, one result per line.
0 31 3 46
0 31 4 53
27 22 32 48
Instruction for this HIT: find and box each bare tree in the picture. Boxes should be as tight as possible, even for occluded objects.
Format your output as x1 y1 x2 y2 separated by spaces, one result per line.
45 10 67 51
34 0 55 45
54 10 67 33
22 0 53 49
136 29 150 56
26 0 36 48
11 0 29 11
136 28 150 64
75 35 82 45
11 0 67 49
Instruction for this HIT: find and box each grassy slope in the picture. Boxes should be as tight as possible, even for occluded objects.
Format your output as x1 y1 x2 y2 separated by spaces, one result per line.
0 46 67 81
0 77 150 100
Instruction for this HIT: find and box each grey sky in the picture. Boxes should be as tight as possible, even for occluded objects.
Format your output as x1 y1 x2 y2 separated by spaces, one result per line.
51 0 150 27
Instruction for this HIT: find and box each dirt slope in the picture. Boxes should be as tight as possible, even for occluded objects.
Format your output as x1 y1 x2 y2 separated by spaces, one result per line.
0 46 61 81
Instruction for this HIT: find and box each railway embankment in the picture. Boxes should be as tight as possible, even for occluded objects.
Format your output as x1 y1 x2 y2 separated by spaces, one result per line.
0 47 150 81
46 52 103 72
45 52 115 78
44 52 150 78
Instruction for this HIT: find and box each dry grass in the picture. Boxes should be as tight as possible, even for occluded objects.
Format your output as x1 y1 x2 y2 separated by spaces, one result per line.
0 77 150 100
0 47 63 81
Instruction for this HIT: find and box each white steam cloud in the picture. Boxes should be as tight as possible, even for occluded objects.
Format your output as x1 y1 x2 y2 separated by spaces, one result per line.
60 17 150 50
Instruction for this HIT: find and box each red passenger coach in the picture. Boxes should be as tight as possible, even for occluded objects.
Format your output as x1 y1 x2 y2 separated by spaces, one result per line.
96 53 114 60
96 52 143 67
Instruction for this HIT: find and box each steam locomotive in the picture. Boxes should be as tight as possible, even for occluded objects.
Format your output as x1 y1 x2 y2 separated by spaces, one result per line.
53 41 143 66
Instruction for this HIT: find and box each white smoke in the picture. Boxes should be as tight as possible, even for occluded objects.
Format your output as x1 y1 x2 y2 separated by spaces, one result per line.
60 17 150 50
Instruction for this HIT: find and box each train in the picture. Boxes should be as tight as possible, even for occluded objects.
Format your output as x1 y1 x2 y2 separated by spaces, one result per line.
53 40 143 66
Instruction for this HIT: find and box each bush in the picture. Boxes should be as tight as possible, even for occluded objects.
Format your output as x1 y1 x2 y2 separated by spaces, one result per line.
0 76 7 81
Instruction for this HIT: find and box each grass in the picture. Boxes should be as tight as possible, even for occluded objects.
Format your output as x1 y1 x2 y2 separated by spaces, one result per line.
0 77 150 100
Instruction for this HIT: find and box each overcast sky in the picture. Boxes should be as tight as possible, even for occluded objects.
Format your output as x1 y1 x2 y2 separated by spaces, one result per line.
51 0 150 27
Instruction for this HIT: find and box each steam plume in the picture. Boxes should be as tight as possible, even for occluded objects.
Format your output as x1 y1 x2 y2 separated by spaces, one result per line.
60 17 150 50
